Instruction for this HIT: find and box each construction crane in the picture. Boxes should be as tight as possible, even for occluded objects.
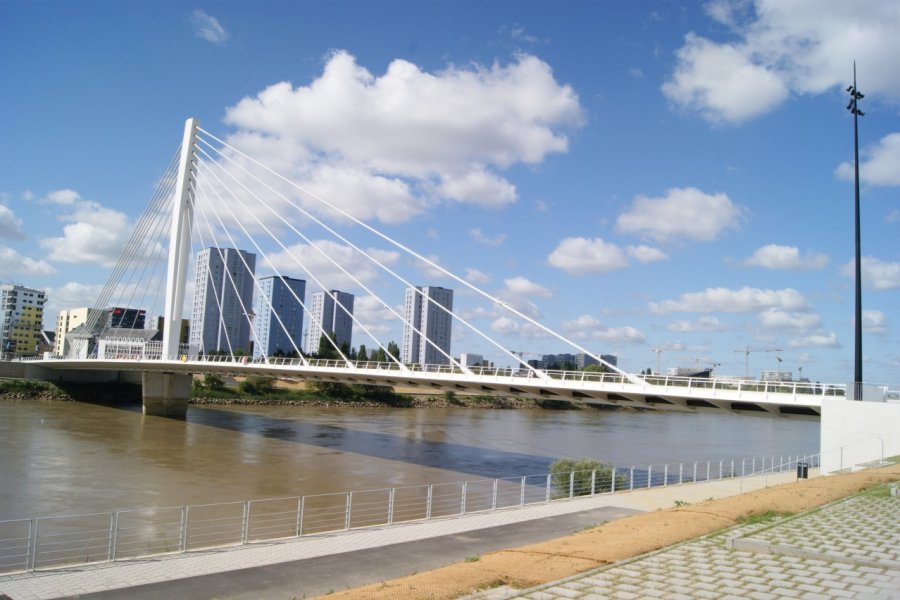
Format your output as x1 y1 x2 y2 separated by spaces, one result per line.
734 346 782 379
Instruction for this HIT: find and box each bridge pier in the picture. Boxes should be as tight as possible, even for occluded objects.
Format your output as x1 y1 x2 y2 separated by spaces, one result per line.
142 372 191 418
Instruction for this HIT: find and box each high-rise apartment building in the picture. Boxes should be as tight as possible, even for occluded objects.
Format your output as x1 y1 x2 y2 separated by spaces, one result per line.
1 283 46 358
253 276 306 359
401 286 453 366
304 290 354 355
189 247 256 354
55 307 105 355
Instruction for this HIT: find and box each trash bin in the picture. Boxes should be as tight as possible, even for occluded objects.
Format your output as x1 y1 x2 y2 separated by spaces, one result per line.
797 462 809 479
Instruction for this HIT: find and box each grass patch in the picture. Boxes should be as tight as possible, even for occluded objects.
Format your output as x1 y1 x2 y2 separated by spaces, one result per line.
736 510 794 525
465 555 480 563
860 483 897 498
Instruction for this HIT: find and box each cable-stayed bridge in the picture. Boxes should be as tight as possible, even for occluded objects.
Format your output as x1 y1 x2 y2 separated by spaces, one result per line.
22 118 842 418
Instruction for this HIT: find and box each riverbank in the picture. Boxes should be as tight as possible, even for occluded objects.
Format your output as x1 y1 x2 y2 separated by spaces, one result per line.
0 377 613 411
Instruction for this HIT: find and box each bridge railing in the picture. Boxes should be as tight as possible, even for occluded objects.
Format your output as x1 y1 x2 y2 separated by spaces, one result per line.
21 351 858 399
0 451 821 575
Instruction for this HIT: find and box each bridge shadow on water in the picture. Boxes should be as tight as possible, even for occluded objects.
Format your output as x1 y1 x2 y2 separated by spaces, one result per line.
186 406 555 480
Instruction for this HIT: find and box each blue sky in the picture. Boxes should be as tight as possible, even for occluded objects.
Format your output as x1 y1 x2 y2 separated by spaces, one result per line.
2 0 899 383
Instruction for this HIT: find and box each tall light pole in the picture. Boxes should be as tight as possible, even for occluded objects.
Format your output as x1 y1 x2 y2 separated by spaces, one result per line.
846 63 864 400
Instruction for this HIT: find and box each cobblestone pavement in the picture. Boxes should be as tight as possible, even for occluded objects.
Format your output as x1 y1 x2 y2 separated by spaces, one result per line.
470 484 900 600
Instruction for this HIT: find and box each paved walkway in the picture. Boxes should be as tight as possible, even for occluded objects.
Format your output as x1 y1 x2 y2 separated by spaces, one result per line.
467 483 900 600
0 471 801 600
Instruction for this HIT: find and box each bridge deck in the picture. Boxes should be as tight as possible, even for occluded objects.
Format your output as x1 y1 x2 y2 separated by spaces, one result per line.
24 357 835 418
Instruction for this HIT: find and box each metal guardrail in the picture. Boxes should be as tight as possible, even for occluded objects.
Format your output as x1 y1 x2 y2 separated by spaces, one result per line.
22 352 861 399
0 452 819 575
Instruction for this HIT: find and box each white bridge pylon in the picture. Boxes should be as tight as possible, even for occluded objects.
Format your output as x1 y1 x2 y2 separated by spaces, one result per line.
42 117 835 418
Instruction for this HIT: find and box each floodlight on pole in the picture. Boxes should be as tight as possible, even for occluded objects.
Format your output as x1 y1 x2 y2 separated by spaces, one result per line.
846 62 864 400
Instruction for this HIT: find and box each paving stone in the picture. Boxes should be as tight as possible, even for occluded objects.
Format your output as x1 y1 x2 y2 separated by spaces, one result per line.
768 586 802 598
798 593 830 600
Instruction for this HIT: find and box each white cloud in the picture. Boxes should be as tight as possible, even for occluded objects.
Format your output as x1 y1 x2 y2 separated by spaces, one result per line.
616 187 743 242
664 2 900 124
412 253 449 282
502 276 552 299
547 237 628 275
667 316 727 333
491 276 554 321
263 240 400 291
222 51 583 223
862 310 887 335
43 281 104 322
561 314 646 344
651 286 809 314
662 33 788 124
758 308 822 331
744 244 828 271
626 245 668 263
789 332 840 348
469 228 507 246
436 170 517 207
489 316 546 339
190 9 228 45
841 256 900 290
509 24 539 44
836 133 900 187
464 268 490 285
353 294 394 339
0 247 56 277
887 209 900 224
43 189 81 205
0 203 24 239
39 190 131 267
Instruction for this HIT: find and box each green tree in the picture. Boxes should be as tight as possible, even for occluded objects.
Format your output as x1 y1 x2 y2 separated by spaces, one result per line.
317 332 338 359
386 341 400 360
583 364 612 374
370 347 387 362
203 373 225 390
357 344 368 362
549 457 626 497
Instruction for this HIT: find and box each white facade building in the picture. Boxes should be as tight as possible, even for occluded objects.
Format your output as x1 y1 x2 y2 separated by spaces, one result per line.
189 247 256 354
304 290 354 355
55 307 104 356
252 276 306 359
401 286 453 366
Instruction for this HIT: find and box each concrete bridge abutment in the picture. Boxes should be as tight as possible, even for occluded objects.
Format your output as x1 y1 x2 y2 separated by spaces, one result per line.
142 372 191 418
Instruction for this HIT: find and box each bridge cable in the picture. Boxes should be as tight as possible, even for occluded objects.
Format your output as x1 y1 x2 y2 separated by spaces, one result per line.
192 158 309 365
196 133 522 376
199 128 632 382
194 146 425 370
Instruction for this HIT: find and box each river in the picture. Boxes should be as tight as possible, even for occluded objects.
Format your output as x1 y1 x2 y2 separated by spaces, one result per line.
0 399 819 520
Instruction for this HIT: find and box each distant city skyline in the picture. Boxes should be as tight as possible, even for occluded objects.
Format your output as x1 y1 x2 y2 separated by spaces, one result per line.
2 2 900 381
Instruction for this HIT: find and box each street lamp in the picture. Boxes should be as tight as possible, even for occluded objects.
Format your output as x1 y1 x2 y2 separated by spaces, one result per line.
846 62 864 400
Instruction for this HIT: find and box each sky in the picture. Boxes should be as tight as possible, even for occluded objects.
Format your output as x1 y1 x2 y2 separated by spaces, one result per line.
1 0 899 383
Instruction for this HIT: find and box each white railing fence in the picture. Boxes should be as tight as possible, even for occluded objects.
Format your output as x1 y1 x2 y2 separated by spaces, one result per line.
0 452 822 575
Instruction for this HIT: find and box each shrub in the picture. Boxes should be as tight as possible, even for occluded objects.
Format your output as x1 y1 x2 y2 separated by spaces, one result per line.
203 373 226 390
549 457 625 497
238 376 276 395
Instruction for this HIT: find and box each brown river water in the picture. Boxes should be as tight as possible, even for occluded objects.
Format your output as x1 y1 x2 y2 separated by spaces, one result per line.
0 399 819 520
